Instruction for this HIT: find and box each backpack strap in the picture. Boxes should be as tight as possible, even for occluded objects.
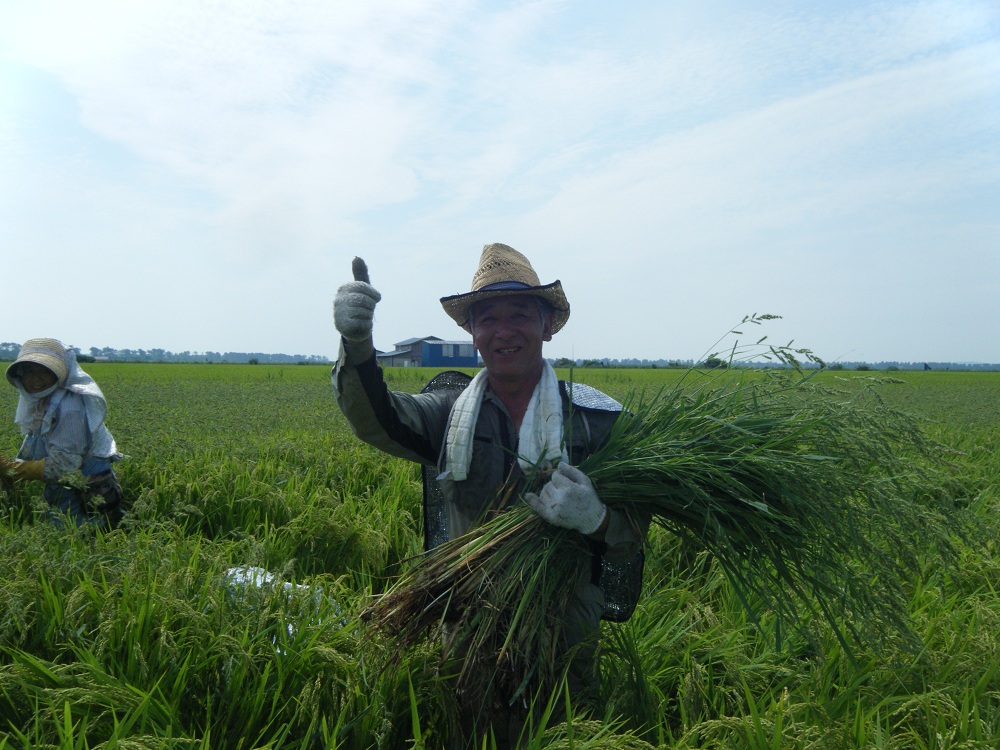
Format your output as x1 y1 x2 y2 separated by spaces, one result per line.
420 371 473 551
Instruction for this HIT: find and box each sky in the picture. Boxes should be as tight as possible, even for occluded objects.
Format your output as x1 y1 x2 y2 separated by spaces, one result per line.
1 0 998 365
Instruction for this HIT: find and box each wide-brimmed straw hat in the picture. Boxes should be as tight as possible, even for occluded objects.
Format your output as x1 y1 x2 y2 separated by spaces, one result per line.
440 243 570 334
5 338 69 387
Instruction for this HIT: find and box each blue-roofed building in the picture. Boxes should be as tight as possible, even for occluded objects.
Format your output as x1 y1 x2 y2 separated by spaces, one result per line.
376 336 479 368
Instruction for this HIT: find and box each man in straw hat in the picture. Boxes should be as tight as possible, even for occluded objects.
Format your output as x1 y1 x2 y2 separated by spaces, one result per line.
1 338 123 527
332 243 645 744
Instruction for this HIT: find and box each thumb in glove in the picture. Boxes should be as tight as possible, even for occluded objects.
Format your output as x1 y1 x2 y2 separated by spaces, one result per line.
524 462 607 535
334 280 381 341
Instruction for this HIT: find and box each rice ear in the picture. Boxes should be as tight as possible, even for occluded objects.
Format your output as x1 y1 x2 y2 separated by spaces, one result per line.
365 370 961 706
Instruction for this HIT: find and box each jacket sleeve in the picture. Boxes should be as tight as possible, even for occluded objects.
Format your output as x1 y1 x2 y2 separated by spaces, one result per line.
598 508 649 562
331 336 453 466
568 403 649 622
573 406 649 562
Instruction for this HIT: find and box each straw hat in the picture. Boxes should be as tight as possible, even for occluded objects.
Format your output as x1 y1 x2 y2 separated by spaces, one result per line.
440 243 570 334
5 338 69 387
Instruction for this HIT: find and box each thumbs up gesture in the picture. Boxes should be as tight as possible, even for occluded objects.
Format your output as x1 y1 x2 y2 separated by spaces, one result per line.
334 257 382 342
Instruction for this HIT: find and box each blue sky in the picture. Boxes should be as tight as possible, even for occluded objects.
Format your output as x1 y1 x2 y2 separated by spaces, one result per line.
2 0 998 363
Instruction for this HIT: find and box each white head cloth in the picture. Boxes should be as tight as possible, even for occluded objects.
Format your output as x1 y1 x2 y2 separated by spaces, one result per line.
12 349 118 457
445 362 567 482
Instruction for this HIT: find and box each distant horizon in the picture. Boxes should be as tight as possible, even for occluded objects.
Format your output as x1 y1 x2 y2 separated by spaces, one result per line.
2 340 997 370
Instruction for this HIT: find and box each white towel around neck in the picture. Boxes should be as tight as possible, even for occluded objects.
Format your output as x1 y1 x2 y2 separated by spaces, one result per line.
445 363 567 482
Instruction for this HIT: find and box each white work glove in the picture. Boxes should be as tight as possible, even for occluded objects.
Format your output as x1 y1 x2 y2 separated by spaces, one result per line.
333 257 381 342
524 462 608 536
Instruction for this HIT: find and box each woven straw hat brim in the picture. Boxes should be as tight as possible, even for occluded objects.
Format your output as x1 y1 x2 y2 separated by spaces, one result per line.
6 340 68 387
440 281 570 334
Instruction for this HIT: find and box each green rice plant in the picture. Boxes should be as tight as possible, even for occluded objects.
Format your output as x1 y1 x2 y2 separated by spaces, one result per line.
2 358 998 746
364 365 963 721
598 544 764 742
0 517 371 748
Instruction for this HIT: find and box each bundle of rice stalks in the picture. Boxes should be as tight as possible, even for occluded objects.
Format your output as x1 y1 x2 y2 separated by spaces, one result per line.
364 368 958 709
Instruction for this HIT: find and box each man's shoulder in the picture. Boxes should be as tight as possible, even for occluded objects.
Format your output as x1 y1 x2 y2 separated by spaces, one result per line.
559 381 623 413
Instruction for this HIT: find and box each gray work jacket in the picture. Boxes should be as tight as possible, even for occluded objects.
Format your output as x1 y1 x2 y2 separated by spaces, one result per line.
332 337 645 620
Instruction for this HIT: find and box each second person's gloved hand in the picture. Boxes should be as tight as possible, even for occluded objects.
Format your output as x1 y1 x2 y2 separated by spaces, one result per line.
333 259 381 342
0 455 45 483
524 462 608 535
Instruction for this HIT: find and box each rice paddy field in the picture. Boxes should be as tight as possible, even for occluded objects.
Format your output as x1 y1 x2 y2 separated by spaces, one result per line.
1 362 998 749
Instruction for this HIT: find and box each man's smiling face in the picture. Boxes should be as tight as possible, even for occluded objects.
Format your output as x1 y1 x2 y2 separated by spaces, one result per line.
470 295 553 385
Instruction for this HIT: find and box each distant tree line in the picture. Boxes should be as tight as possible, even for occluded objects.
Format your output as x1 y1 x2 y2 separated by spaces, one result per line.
2 342 996 371
548 355 1000 372
0 342 330 365
550 357 696 369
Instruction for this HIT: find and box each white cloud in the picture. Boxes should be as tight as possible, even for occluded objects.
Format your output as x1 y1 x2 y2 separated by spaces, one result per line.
1 0 997 361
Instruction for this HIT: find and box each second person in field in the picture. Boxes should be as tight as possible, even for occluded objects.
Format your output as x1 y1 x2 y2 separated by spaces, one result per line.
1 337 124 528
